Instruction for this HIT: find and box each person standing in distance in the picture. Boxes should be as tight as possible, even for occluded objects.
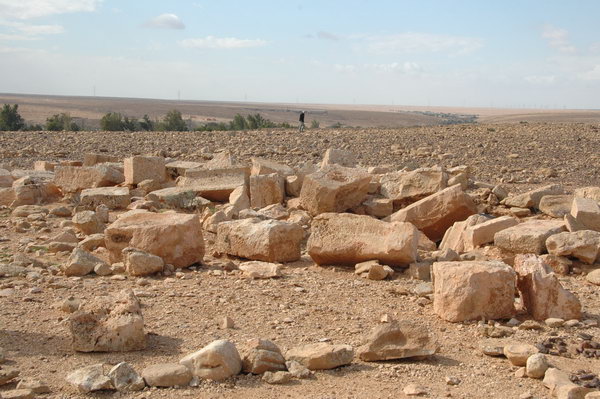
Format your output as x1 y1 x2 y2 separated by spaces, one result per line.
298 110 305 132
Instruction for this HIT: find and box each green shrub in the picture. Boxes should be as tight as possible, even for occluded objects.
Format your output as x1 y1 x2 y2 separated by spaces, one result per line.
159 110 187 131
139 114 155 131
310 119 320 128
0 104 25 131
46 113 79 131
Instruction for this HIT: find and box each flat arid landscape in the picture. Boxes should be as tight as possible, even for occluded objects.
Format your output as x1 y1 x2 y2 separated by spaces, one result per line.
0 93 600 399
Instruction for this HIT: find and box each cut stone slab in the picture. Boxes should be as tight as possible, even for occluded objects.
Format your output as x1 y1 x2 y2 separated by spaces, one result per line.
249 173 285 209
571 197 600 232
238 261 282 279
124 156 166 185
215 218 303 263
54 165 124 193
433 261 516 322
141 363 191 387
320 148 357 168
180 339 242 381
462 215 518 251
83 153 119 167
357 320 437 361
104 211 204 268
503 184 564 209
285 343 354 370
546 230 600 264
69 289 146 352
363 197 394 218
179 167 249 202
539 195 574 218
145 187 210 211
390 184 477 242
380 166 448 206
439 214 489 253
308 213 418 267
250 157 294 177
80 187 131 210
166 160 203 179
299 164 371 216
494 220 566 255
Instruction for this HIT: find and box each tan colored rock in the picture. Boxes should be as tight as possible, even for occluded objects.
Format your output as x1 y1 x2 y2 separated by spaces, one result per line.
432 261 516 322
239 261 282 279
249 173 285 209
504 343 538 366
78 233 106 251
299 164 371 216
514 254 582 321
72 210 104 235
216 218 303 263
124 156 166 185
504 184 564 209
526 353 549 378
0 187 15 206
462 216 518 251
555 385 593 399
107 362 145 392
363 197 394 218
204 150 236 169
179 167 249 201
141 363 191 387
543 368 576 391
355 260 393 280
574 186 600 202
357 320 437 361
83 153 119 167
546 230 600 264
0 365 19 385
440 214 489 253
63 248 108 277
571 197 600 232
285 343 354 370
565 214 587 232
418 231 437 251
80 187 130 210
320 148 357 168
54 165 124 193
123 248 164 276
587 269 600 285
229 185 250 214
390 185 477 242
251 157 294 176
11 204 49 217
165 160 203 179
308 213 418 267
145 187 210 211
494 220 566 254
69 289 146 352
540 254 571 275
242 339 286 374
104 211 204 268
180 339 242 381
33 161 56 171
0 168 13 187
380 166 448 206
539 195 574 218
65 364 113 393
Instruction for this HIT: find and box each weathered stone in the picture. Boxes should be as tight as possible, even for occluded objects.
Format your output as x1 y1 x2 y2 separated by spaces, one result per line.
494 220 566 255
320 148 357 168
285 360 311 379
63 248 107 276
105 211 204 268
251 157 294 177
540 254 572 275
433 261 516 322
145 187 210 211
229 185 250 214
33 161 56 171
179 167 249 202
504 343 539 367
0 187 15 206
357 320 437 361
15 378 50 394
363 197 394 218
514 254 581 321
249 173 285 209
308 213 418 267
407 262 432 281
504 185 564 209
390 185 477 242
285 343 354 370
543 368 576 391
257 203 289 220
54 165 124 193
83 153 119 166
72 210 104 235
180 339 242 381
10 176 60 207
239 261 282 279
355 260 393 280
565 214 587 232
439 214 489 253
587 269 600 285
166 160 203 179
299 164 371 216
539 195 574 218
123 248 164 276
108 362 145 391
526 353 549 378
546 230 600 264
403 384 427 396
80 187 131 210
242 339 286 374
69 289 146 352
65 364 113 393
124 156 166 185
204 150 236 169
462 216 518 251
0 365 19 385
0 168 12 188
571 197 600 232
574 186 600 202
380 166 448 206
141 363 191 387
11 205 49 218
216 218 303 263
78 233 105 251
262 371 292 384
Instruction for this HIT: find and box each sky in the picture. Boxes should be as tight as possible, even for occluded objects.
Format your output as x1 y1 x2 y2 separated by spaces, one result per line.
1 0 600 109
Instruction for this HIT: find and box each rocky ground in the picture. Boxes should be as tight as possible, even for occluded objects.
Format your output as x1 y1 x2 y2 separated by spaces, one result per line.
0 123 599 399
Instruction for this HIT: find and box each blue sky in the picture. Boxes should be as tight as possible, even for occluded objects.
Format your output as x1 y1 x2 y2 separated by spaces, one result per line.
1 0 600 108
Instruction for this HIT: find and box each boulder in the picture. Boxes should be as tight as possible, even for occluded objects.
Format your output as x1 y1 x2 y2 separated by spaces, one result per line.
107 362 145 391
242 339 286 374
357 320 437 361
546 230 600 264
179 167 249 202
145 187 210 211
571 197 600 232
433 261 516 322
180 340 242 381
104 211 204 268
124 156 166 185
440 214 491 253
307 213 418 267
285 343 354 370
503 184 564 209
390 185 477 242
539 195 574 218
54 165 124 193
250 157 294 177
165 160 203 179
504 343 538 366
80 187 130 209
513 254 581 321
63 248 108 277
141 363 191 387
249 173 285 209
72 211 104 235
239 261 282 279
526 353 549 379
462 216 518 251
494 220 566 254
10 176 60 207
68 289 146 352
65 364 113 393
229 185 250 214
215 218 303 263
380 166 448 207
320 148 357 168
123 248 164 276
299 164 371 216
204 150 237 169
78 234 106 251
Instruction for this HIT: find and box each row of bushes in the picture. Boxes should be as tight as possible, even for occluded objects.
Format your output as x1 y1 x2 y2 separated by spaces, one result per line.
0 104 322 132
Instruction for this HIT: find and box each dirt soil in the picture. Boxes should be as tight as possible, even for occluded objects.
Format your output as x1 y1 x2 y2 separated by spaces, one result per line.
0 123 599 399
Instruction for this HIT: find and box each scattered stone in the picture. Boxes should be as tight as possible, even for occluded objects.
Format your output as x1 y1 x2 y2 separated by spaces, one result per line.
141 363 192 387
586 269 600 286
571 197 600 232
380 166 448 206
546 230 600 264
238 261 282 279
539 195 574 217
0 365 19 385
221 316 235 329
321 148 357 168
445 376 461 385
180 167 249 202
526 353 549 378
249 173 285 209
494 219 566 254
63 248 108 277
180 339 242 381
123 247 164 276
242 339 286 374
403 383 427 396
65 364 114 393
285 343 354 370
54 165 124 193
285 360 312 379
504 184 564 209
108 362 145 391
540 254 572 275
546 318 565 328
357 320 437 361
72 210 104 235
481 344 504 357
262 371 292 385
80 187 131 210
124 156 166 185
504 343 539 367
1 389 35 399
462 215 518 251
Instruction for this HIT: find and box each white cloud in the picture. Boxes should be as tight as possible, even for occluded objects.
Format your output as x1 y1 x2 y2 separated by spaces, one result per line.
580 65 600 81
143 13 185 30
542 25 576 53
179 36 267 49
368 32 483 54
0 20 64 40
367 62 422 73
524 75 556 85
0 0 101 19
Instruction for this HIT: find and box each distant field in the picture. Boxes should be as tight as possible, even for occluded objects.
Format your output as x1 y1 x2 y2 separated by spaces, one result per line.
1 93 600 129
